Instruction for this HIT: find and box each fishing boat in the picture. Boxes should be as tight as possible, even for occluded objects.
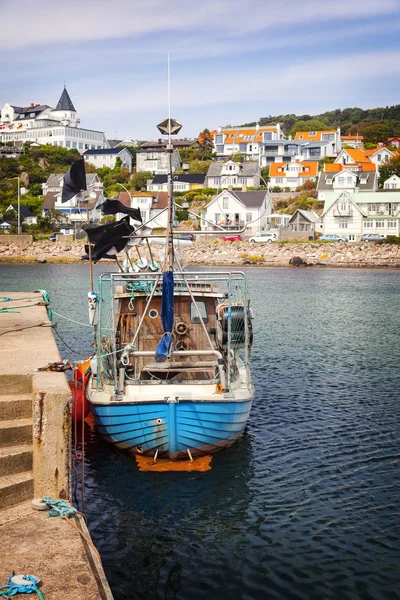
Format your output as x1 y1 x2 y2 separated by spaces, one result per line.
85 116 255 460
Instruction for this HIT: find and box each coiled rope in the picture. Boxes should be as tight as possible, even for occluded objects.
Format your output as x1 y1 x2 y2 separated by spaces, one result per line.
0 574 44 598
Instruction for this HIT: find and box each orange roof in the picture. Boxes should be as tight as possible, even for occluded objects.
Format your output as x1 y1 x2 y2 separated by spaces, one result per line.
364 146 396 157
325 162 376 173
341 135 364 140
342 148 370 163
325 164 343 172
270 161 318 178
294 130 336 141
213 125 278 144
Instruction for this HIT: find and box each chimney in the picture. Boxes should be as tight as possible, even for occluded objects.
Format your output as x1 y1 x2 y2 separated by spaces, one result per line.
30 103 35 108
256 122 260 133
218 126 222 133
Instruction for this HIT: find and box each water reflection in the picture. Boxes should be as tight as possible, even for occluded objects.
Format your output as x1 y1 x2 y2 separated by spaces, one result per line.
1 265 400 600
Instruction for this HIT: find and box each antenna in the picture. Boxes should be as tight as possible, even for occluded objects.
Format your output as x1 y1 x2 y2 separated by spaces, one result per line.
167 53 171 146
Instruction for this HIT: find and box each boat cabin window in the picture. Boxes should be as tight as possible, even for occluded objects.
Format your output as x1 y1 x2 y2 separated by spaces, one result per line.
190 301 208 323
149 309 159 319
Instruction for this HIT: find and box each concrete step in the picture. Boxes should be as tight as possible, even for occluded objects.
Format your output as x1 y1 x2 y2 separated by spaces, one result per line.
0 394 32 420
0 419 32 447
0 499 33 526
0 445 33 477
0 471 34 510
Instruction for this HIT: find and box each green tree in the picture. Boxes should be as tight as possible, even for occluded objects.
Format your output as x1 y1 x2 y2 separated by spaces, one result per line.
188 160 212 174
378 155 400 187
131 171 152 190
37 209 65 232
198 129 214 160
260 166 269 185
289 119 331 136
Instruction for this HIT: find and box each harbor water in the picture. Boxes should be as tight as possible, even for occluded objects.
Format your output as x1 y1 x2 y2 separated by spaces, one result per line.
1 264 399 600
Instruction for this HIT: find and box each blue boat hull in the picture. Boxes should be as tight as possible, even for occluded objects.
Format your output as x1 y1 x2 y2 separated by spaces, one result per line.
91 399 252 459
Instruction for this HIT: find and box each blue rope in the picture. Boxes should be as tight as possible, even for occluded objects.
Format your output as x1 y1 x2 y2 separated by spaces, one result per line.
0 575 41 598
41 497 77 518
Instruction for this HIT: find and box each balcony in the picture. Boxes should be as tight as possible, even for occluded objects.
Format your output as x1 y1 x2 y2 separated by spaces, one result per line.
333 208 353 217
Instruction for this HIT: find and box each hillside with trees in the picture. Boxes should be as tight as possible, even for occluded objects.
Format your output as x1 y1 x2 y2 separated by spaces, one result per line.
240 104 400 143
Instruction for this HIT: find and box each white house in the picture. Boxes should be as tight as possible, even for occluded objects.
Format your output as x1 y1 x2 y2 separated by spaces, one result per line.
0 87 108 151
322 191 400 240
205 159 260 188
41 173 104 223
136 148 181 174
5 204 37 225
365 146 398 169
201 190 270 232
212 124 284 162
383 174 400 190
341 134 364 149
117 191 168 229
318 164 377 199
269 160 318 191
294 129 341 157
288 209 323 236
84 148 133 171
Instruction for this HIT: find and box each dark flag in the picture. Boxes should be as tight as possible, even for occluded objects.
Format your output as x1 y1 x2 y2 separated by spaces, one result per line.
100 198 142 223
82 217 134 263
82 245 119 261
62 159 87 203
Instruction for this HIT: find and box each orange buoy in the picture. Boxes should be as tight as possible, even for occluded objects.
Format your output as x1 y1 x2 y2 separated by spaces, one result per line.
69 380 91 422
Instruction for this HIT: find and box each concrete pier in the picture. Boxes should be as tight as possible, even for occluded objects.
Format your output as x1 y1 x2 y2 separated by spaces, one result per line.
0 293 113 599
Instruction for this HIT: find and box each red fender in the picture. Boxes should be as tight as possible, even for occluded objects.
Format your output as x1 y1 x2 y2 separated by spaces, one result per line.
70 359 91 421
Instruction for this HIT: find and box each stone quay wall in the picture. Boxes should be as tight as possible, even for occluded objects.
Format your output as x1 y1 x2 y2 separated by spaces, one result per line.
0 238 400 268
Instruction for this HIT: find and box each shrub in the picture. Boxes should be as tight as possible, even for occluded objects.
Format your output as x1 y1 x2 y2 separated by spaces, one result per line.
271 186 282 193
378 235 400 245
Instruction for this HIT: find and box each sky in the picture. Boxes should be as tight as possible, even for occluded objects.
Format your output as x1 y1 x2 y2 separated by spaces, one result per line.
1 0 400 141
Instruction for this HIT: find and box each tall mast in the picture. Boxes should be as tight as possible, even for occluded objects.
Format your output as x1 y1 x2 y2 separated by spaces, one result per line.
157 55 182 271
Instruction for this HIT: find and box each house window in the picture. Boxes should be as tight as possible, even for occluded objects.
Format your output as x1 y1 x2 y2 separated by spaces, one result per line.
377 154 381 161
387 220 396 228
215 213 221 224
347 177 353 185
190 301 208 323
364 220 374 228
213 177 220 186
215 135 223 145
263 132 272 141
338 177 345 185
216 145 224 153
338 220 348 229
275 178 283 183
246 213 252 223
326 178 333 184
368 204 376 212
223 197 229 209
376 221 384 228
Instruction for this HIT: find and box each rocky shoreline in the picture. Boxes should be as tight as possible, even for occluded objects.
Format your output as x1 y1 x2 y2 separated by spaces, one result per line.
0 239 400 269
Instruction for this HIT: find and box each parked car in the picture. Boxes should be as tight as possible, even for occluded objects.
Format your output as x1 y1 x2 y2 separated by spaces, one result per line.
176 232 195 241
249 232 277 243
360 233 385 242
48 233 57 241
319 233 349 242
220 234 243 242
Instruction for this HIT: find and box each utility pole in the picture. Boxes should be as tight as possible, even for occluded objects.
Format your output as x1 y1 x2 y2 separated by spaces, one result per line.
17 176 21 234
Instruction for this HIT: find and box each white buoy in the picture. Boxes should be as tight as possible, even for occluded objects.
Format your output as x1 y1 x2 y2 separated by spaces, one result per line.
10 574 41 586
31 498 49 511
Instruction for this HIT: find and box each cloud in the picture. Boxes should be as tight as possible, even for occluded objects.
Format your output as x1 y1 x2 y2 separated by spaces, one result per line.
0 0 398 49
